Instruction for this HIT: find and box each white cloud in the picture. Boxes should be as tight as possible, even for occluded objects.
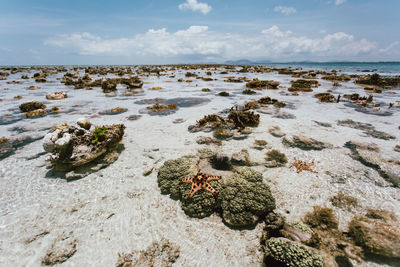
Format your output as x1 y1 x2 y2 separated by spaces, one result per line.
274 6 297 15
45 25 381 62
335 0 347 5
178 0 212 15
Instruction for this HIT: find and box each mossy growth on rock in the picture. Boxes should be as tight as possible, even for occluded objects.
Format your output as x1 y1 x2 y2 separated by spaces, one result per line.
330 191 358 210
220 167 275 228
263 237 324 267
91 127 108 145
304 206 338 230
157 156 275 227
148 103 177 112
265 149 288 167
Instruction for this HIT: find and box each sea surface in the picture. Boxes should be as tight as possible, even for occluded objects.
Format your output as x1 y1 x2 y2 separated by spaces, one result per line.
263 62 400 75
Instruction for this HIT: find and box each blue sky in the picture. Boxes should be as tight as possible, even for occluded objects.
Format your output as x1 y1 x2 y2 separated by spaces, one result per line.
0 0 399 64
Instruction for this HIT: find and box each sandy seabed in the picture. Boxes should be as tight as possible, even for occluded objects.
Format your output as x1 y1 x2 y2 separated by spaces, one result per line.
0 65 399 266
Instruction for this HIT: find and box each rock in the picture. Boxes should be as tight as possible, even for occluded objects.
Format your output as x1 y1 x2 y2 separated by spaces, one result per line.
99 107 128 115
77 118 91 130
283 135 332 150
46 92 67 100
345 141 400 187
395 145 400 152
41 232 77 265
269 126 285 137
27 86 40 90
102 79 117 93
263 237 324 267
220 167 275 228
19 101 46 112
253 139 268 150
246 79 280 89
43 121 125 178
213 128 233 140
196 136 222 145
349 209 400 258
265 149 288 168
26 109 47 118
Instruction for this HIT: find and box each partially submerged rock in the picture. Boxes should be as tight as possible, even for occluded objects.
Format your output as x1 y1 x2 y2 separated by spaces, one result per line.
43 120 125 179
46 92 67 100
269 126 285 137
283 135 332 150
265 149 288 167
246 78 280 89
19 101 46 113
349 209 400 259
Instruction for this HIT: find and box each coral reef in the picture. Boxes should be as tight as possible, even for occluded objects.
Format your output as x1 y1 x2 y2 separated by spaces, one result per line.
355 73 400 88
263 237 324 267
220 167 275 227
314 93 336 103
289 79 319 92
157 156 275 226
245 78 280 89
218 91 230 96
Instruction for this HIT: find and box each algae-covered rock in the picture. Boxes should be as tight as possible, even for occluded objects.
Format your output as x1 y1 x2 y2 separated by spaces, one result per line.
349 209 400 258
220 167 275 228
263 237 324 267
157 155 222 218
43 120 125 179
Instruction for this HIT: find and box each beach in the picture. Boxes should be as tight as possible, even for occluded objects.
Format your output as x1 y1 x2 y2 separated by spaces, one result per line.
0 64 399 266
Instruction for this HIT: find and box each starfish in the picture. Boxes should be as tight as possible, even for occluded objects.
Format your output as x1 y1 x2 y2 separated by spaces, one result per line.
291 158 318 173
181 170 222 198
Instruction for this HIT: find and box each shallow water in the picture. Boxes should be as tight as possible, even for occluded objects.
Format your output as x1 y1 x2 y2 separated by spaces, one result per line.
0 65 399 266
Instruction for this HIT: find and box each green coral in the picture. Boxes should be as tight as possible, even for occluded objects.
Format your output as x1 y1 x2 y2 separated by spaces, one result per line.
91 127 108 145
157 155 221 218
157 158 276 226
264 237 324 267
220 167 275 228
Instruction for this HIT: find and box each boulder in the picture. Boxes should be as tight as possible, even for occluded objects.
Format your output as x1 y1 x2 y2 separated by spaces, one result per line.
46 92 67 100
43 120 125 179
19 101 46 113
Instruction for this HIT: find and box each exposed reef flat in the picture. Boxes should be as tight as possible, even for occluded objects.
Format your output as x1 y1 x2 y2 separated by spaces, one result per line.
0 65 399 266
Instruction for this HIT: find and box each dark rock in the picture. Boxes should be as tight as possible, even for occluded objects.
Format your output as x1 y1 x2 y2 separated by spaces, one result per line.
19 101 46 113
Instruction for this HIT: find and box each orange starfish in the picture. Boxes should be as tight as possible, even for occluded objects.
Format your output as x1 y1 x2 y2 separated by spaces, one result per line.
291 158 318 173
181 170 222 198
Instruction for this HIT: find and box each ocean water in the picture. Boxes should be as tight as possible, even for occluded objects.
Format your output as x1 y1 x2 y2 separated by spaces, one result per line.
263 62 400 75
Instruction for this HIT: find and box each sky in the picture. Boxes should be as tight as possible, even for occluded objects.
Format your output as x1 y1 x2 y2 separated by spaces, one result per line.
0 0 399 65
